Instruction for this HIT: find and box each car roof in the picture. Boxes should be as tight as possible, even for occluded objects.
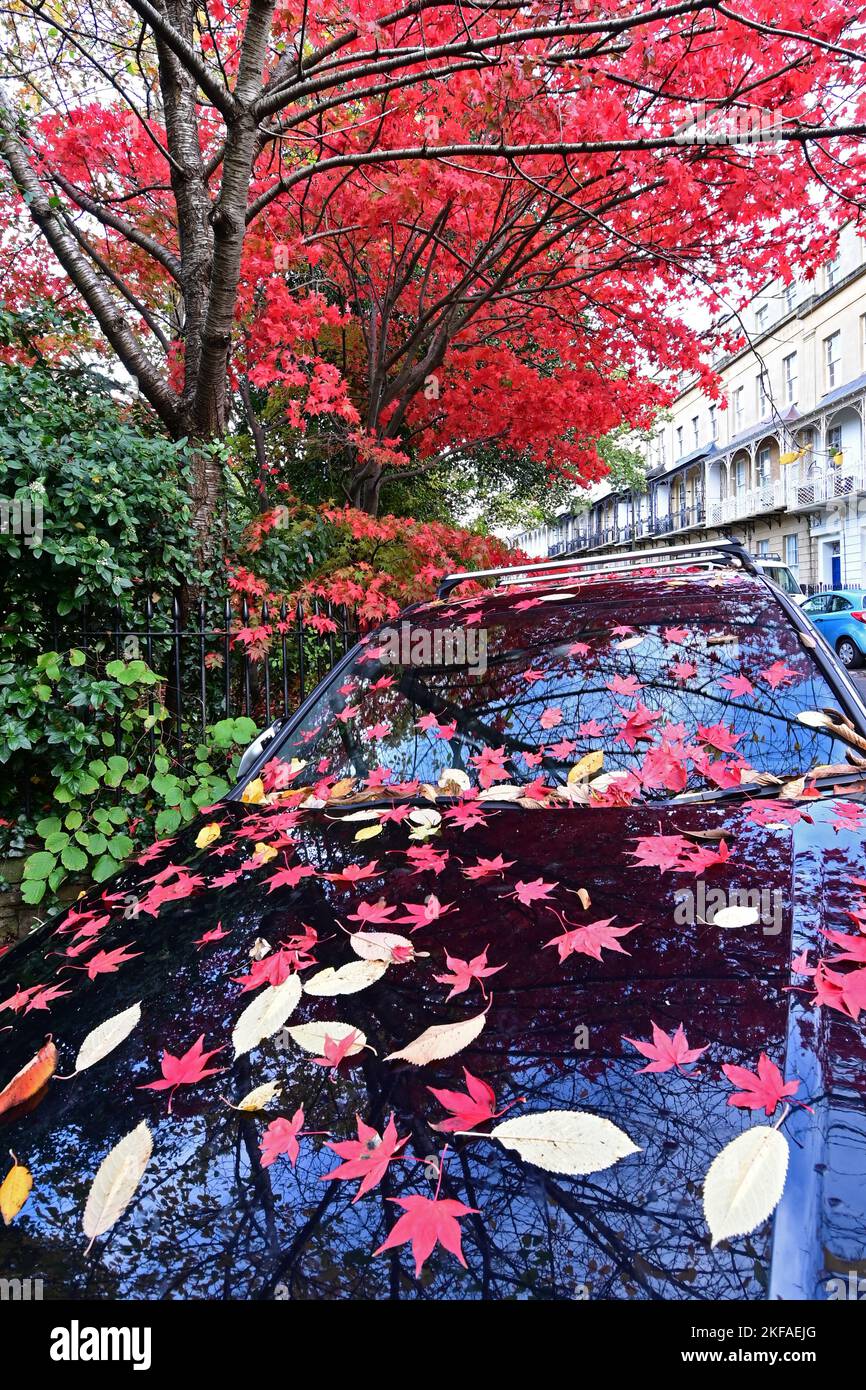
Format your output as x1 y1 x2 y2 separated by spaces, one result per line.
805 588 864 600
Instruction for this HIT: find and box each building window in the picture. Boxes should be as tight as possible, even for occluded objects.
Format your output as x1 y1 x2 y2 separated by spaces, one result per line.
692 415 700 449
784 533 799 567
861 313 866 370
709 404 718 439
827 424 843 466
825 331 841 390
782 352 797 405
676 425 684 457
756 539 770 557
733 456 747 492
755 304 768 333
756 445 772 486
757 371 770 417
657 432 667 467
826 255 841 289
783 282 796 313
732 385 745 432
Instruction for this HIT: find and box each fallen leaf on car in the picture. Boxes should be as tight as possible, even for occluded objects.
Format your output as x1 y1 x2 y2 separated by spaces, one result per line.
482 1110 640 1175
304 959 388 995
226 1081 282 1113
568 751 604 782
286 1021 367 1057
384 1009 486 1064
0 1037 58 1117
0 1153 32 1225
65 1002 142 1078
712 905 760 930
703 1125 788 1247
232 974 302 1057
83 1121 152 1253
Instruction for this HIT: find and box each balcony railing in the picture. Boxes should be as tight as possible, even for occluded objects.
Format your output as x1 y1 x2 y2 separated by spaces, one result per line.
527 462 866 558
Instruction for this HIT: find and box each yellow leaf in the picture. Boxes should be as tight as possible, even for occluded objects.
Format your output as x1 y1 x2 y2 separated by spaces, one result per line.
195 822 221 849
354 823 383 842
568 751 604 783
0 1154 33 1225
254 842 278 864
241 777 265 804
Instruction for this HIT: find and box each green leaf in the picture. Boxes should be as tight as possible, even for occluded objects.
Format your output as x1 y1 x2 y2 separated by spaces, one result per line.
61 844 88 872
68 647 86 667
23 850 56 880
43 831 70 853
91 854 121 883
21 878 46 905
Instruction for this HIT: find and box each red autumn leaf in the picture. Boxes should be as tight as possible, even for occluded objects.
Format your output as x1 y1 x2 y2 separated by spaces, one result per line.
629 833 693 872
759 660 798 690
312 1030 363 1072
266 862 317 893
140 1034 226 1111
721 1053 801 1115
696 721 742 755
195 922 231 948
718 673 755 698
260 1107 305 1168
78 945 142 980
433 945 505 999
663 626 689 644
321 1113 408 1199
374 1194 478 1277
623 1021 708 1075
506 877 558 907
607 673 643 697
428 1068 520 1132
544 916 639 963
462 854 515 880
539 705 563 730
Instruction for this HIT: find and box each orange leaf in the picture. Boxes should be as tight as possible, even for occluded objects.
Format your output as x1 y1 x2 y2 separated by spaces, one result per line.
0 1037 58 1117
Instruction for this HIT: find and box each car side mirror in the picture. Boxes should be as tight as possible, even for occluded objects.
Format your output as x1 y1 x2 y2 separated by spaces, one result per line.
236 718 287 782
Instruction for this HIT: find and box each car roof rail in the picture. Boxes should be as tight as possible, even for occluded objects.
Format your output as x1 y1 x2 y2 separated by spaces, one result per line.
437 539 760 598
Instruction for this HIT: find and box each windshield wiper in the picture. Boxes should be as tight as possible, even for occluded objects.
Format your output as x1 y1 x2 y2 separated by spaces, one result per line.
667 768 866 806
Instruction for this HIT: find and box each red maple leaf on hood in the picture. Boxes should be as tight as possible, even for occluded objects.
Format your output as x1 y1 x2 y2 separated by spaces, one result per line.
544 916 639 963
623 1021 708 1075
721 1053 802 1115
260 1107 305 1168
374 1194 478 1277
428 1069 521 1132
321 1113 408 1200
140 1034 226 1112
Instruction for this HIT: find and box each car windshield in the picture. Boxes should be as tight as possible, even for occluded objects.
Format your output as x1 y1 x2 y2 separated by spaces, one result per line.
761 565 801 595
252 573 858 804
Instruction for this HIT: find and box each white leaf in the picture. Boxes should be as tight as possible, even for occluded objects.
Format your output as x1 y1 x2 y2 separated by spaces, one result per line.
231 1081 282 1112
712 905 760 931
797 710 834 729
438 768 470 792
408 808 441 829
304 958 388 996
703 1125 789 1246
285 1021 367 1056
488 1110 640 1175
338 809 384 822
616 635 645 650
384 1010 486 1065
349 930 415 963
232 974 302 1058
73 1002 141 1075
83 1121 152 1251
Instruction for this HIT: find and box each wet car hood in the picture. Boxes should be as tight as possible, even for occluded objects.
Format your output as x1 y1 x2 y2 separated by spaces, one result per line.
1 797 864 1300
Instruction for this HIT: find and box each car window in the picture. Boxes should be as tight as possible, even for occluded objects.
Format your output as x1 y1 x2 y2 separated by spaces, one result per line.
804 594 830 614
830 595 853 611
254 576 856 804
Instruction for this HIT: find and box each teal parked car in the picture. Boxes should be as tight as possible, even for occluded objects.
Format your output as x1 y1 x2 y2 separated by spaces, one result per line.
801 588 866 668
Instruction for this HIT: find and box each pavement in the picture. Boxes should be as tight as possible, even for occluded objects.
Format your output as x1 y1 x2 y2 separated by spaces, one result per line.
851 668 866 697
